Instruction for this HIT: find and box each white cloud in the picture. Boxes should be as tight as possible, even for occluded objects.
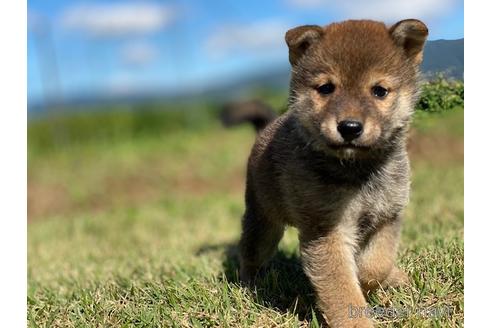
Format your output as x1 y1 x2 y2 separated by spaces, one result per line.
205 20 289 58
121 42 158 66
106 72 139 95
60 2 175 37
287 0 457 22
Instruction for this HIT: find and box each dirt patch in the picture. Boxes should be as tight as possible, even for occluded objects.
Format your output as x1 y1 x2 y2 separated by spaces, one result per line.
28 166 246 222
407 129 463 164
28 182 72 222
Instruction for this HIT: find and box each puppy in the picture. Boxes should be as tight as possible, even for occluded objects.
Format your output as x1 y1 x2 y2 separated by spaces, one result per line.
238 19 428 327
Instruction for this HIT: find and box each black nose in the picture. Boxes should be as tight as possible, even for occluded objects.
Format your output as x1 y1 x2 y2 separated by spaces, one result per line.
337 120 363 141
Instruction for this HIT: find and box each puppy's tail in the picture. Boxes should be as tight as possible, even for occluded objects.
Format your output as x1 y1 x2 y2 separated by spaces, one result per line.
220 99 278 133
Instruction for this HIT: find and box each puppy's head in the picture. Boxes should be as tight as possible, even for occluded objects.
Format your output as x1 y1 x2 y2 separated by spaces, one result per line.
286 19 428 160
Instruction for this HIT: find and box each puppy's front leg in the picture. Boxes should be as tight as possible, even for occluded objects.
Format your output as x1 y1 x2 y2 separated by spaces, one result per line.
357 218 409 294
300 228 373 328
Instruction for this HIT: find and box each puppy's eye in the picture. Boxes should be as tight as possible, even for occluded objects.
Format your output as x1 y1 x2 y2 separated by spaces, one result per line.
317 83 336 95
372 85 389 98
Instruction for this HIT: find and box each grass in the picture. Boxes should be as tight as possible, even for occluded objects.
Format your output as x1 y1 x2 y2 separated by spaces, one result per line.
28 107 463 327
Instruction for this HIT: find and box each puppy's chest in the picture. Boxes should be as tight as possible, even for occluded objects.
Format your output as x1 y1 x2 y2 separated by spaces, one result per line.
282 166 402 228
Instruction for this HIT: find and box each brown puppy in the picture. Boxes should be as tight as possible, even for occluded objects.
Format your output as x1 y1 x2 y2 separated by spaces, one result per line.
238 19 428 327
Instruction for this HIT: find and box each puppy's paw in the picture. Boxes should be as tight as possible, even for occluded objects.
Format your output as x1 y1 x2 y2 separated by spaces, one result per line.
336 317 374 328
354 319 375 328
239 265 258 286
384 267 410 289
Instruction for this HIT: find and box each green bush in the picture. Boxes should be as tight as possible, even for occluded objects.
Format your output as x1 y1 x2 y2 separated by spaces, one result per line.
28 103 220 153
417 77 464 113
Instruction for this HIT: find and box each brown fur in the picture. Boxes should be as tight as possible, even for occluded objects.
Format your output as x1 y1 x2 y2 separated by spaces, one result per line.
238 19 427 327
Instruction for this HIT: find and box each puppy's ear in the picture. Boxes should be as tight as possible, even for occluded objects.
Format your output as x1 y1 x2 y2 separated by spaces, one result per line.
389 19 428 63
285 25 324 66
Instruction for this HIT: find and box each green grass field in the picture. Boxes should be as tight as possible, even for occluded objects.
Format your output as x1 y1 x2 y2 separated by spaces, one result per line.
28 106 463 327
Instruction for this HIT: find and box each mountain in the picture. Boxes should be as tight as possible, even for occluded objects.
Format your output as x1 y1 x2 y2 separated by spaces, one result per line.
421 39 463 80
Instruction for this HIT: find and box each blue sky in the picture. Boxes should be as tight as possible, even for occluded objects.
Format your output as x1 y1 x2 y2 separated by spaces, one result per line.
28 0 464 104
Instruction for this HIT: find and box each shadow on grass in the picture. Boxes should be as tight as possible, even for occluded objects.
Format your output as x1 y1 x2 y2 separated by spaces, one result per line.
196 243 324 324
